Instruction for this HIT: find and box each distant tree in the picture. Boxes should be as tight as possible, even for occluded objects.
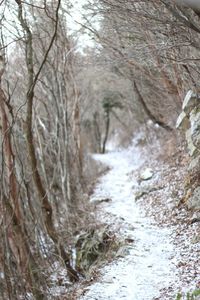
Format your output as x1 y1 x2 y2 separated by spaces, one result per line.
102 91 123 153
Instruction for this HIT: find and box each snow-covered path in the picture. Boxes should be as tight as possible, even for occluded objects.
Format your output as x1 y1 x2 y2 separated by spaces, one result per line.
80 146 176 300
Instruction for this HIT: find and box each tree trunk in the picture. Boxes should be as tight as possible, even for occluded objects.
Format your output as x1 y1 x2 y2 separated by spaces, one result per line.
102 110 110 153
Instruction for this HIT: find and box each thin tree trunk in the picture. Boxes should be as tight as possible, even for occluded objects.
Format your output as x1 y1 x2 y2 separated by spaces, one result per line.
16 0 79 282
102 110 110 153
93 112 102 153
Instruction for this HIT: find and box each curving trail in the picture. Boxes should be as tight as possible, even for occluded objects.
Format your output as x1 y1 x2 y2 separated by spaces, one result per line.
80 145 177 300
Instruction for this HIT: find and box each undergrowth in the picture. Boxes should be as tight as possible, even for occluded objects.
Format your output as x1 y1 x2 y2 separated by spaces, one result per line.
176 289 200 300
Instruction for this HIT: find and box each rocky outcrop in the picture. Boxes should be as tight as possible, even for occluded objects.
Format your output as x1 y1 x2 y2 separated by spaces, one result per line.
176 90 200 157
177 90 200 209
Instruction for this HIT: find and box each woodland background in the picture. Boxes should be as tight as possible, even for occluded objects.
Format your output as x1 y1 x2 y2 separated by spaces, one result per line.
0 0 200 299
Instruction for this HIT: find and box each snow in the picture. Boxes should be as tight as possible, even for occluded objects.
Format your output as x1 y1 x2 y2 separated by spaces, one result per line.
80 144 178 300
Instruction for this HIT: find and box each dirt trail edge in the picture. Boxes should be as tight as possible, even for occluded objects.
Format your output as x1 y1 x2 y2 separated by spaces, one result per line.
78 139 200 300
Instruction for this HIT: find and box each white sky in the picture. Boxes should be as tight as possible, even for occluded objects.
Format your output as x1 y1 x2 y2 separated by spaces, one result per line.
67 0 97 51
0 0 97 54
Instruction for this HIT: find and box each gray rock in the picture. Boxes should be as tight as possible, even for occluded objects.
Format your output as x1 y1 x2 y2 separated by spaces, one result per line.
135 187 150 200
191 234 200 244
135 185 164 201
190 212 200 225
185 128 198 157
116 246 132 258
140 168 153 180
188 186 200 209
188 156 200 172
182 90 197 114
176 111 189 129
190 109 200 149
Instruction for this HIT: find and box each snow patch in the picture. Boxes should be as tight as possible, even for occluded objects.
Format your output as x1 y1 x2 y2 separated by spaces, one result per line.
80 144 177 300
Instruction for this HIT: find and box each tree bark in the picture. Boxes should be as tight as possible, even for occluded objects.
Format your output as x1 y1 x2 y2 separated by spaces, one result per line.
0 64 45 299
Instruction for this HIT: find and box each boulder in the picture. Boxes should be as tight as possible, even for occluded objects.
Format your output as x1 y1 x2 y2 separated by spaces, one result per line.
176 111 189 130
188 186 200 209
182 90 197 115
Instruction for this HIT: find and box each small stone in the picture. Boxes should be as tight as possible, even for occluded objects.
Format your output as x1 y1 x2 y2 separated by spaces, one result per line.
116 246 131 257
140 168 153 180
135 189 148 200
190 212 200 225
125 238 135 243
191 234 200 244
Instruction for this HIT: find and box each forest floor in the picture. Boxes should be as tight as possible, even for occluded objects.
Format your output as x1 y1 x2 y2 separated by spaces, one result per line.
74 130 200 300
